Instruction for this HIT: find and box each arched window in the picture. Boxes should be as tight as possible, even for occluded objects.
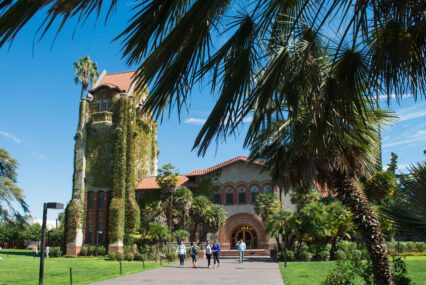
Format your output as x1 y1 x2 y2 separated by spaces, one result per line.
250 185 260 203
238 186 247 204
225 187 234 205
212 188 221 204
263 184 273 193
98 191 105 209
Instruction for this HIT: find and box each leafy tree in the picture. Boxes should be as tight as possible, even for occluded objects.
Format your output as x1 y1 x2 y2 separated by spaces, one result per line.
189 195 210 240
364 171 398 201
0 148 28 222
172 186 193 228
290 188 321 213
156 163 180 239
147 221 169 260
73 55 99 100
172 229 189 243
265 209 293 256
203 204 226 238
21 222 42 244
254 192 281 221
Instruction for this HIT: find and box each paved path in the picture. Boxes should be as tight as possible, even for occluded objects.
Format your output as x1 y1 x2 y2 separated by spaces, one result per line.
93 258 284 285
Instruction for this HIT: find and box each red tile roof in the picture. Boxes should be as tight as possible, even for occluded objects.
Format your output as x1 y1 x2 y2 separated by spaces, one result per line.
136 175 189 190
186 156 264 176
90 71 136 93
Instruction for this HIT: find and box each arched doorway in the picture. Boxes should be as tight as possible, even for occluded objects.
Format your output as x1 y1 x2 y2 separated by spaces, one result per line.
231 225 258 249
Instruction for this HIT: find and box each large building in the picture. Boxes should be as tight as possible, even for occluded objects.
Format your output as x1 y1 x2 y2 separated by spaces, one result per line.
138 156 294 253
66 70 293 256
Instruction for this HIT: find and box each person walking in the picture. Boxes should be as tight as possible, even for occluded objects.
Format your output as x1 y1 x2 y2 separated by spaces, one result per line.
212 240 221 268
237 239 246 263
190 241 200 268
45 246 50 258
205 240 212 268
176 240 186 268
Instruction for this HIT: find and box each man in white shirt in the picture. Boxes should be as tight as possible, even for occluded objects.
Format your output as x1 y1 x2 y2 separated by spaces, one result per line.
176 241 186 268
237 239 246 263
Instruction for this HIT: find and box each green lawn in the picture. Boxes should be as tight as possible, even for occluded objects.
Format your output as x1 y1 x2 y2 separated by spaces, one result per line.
0 249 161 285
279 256 426 285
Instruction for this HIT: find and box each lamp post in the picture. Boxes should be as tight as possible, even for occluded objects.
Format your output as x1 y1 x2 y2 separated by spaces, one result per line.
96 230 102 256
39 202 64 285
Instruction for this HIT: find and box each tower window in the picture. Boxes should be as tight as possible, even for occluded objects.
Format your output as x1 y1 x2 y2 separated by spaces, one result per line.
98 191 105 209
88 192 94 209
99 98 111 112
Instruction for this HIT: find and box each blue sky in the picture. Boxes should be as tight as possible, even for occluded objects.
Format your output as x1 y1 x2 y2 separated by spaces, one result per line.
0 4 425 220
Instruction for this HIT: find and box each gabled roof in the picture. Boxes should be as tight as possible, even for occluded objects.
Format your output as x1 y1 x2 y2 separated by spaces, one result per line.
89 71 136 93
186 156 264 177
136 175 190 191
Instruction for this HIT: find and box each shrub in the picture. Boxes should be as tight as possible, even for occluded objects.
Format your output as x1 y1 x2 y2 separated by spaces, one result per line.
322 261 355 285
337 241 354 253
124 253 134 261
284 250 295 261
88 245 97 256
49 247 62 257
80 246 89 256
405 242 416 252
97 246 107 256
299 250 313 262
334 250 347 260
165 252 177 262
108 253 117 261
318 250 330 261
116 253 124 261
415 242 426 252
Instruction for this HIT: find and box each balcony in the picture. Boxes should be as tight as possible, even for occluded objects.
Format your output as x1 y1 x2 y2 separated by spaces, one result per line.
91 111 113 126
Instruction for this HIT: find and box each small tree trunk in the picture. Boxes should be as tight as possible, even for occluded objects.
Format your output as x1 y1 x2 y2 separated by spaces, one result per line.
192 223 198 241
275 236 283 256
334 174 393 285
330 236 338 260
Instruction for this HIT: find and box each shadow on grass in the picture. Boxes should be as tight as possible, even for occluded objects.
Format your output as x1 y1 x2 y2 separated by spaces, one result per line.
0 249 33 257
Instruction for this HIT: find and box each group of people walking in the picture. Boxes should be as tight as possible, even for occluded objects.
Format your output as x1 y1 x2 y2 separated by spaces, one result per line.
175 239 247 268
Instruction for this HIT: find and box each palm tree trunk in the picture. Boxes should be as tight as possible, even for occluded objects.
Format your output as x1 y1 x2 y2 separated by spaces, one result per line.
80 86 84 100
334 174 393 285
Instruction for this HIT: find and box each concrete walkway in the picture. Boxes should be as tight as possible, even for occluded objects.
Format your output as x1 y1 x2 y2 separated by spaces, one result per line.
93 258 284 285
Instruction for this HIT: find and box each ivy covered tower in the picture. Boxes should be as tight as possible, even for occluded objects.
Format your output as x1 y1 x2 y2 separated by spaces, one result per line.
65 71 157 255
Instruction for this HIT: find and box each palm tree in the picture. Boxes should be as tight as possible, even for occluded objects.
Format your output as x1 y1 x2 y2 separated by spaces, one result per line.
248 30 396 283
173 187 194 228
73 56 99 100
156 163 180 240
1 2 423 284
265 209 292 257
254 192 281 221
382 162 426 235
147 221 169 261
0 148 29 222
189 195 211 240
203 204 226 240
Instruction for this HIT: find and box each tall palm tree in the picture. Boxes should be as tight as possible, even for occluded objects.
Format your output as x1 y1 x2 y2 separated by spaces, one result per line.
248 30 396 283
0 148 29 222
173 186 194 227
73 55 99 100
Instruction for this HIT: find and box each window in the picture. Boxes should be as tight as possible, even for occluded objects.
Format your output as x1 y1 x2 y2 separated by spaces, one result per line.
225 187 234 205
99 98 111 112
136 191 143 202
88 192 94 209
98 191 105 209
250 185 259 203
264 184 273 193
213 190 221 204
238 186 247 204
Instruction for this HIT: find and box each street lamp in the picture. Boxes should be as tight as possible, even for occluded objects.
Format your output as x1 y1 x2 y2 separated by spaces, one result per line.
39 202 64 285
96 230 102 256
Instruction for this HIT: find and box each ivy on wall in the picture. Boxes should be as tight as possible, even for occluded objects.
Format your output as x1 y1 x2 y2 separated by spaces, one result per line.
64 199 82 243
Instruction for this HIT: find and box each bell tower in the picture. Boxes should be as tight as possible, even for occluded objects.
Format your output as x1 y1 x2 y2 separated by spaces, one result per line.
65 70 157 255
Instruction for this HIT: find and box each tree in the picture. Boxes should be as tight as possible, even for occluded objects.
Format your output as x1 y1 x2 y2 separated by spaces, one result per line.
173 186 193 228
2 2 423 283
387 153 399 175
364 171 398 201
265 209 292 257
203 204 226 239
254 193 281 221
382 162 426 235
249 30 396 283
172 229 190 243
73 55 99 100
156 163 180 240
189 195 210 240
0 148 28 222
147 221 169 260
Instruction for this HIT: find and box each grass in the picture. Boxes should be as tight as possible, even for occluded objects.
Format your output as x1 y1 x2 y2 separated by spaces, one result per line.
0 249 161 285
279 256 426 285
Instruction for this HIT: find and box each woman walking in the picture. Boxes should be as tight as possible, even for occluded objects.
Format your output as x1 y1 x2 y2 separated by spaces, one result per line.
205 240 212 268
190 241 200 268
176 240 186 268
212 240 221 268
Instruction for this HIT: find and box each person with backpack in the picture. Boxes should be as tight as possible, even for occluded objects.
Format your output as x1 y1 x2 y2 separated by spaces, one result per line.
176 240 186 268
212 240 221 268
205 240 212 268
190 241 200 268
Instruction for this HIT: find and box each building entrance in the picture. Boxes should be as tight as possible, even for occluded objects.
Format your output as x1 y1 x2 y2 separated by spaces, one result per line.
231 225 258 249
